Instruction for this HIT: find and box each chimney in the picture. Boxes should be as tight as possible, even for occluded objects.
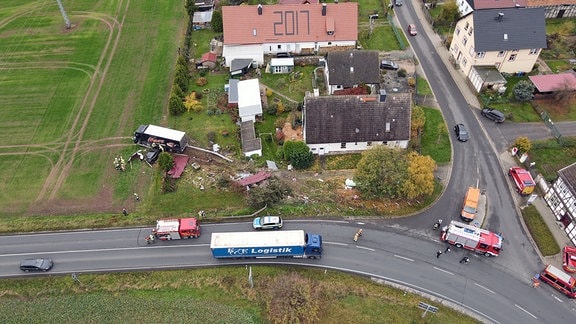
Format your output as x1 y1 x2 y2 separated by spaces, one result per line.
322 3 327 16
379 89 387 102
496 12 504 22
258 4 263 15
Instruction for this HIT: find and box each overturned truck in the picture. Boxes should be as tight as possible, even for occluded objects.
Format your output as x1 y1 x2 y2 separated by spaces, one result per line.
133 124 189 153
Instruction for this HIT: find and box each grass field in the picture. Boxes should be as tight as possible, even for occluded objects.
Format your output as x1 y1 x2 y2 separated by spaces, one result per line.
0 0 186 216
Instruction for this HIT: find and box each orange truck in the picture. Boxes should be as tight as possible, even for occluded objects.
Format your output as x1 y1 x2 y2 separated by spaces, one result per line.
508 167 535 195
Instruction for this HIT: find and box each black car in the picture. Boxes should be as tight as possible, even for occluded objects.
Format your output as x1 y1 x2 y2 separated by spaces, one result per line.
481 108 505 123
380 60 399 70
20 258 53 272
454 123 469 142
145 148 161 164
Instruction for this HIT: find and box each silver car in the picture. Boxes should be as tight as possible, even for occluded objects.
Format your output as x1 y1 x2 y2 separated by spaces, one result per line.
253 216 283 230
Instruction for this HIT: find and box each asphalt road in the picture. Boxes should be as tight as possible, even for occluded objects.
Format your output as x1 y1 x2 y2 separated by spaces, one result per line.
1 221 575 323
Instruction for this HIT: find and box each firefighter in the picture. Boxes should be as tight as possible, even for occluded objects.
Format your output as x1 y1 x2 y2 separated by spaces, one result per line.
353 229 363 242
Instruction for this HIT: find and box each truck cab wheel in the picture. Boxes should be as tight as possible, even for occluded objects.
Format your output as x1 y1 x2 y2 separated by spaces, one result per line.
455 243 463 248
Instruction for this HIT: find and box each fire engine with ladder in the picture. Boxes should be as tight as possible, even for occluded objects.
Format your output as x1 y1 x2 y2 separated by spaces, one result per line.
441 221 503 257
153 218 201 240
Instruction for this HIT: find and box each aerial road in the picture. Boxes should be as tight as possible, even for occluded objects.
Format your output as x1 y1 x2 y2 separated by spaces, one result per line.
1 221 576 323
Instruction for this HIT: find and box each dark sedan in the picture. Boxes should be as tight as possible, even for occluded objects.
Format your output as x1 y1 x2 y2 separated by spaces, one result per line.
454 123 469 142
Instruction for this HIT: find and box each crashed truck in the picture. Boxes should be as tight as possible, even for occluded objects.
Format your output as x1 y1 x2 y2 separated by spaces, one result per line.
133 124 189 153
153 218 201 240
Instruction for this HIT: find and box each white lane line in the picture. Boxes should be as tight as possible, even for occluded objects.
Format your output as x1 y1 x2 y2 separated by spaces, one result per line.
474 283 495 294
0 244 212 257
433 267 454 275
357 246 375 251
514 304 537 319
356 222 366 225
394 255 414 262
552 295 564 303
326 242 348 246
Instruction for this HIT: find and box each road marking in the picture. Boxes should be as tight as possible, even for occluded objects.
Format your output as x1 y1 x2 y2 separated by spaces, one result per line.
356 222 365 225
357 246 375 251
433 267 454 275
326 242 347 246
0 244 211 257
474 283 495 294
394 255 414 262
552 295 563 303
514 304 537 319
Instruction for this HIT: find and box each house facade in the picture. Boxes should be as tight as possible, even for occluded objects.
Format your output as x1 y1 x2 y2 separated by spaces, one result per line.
544 162 576 245
325 50 380 95
449 7 546 91
222 3 358 67
303 92 411 155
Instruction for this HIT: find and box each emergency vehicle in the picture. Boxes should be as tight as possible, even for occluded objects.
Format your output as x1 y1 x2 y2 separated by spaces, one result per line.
441 221 503 257
540 264 576 298
508 167 535 195
153 218 201 240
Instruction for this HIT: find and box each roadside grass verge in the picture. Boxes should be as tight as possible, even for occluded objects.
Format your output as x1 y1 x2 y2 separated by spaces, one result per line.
0 267 476 323
528 137 576 182
521 205 560 256
420 107 451 164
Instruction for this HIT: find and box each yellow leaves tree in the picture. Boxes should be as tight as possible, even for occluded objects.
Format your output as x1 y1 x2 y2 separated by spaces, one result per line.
402 152 437 199
184 92 202 112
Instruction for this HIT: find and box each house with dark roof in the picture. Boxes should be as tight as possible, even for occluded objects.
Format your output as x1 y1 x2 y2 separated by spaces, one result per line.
193 0 215 29
303 92 411 155
449 7 546 92
526 0 576 18
325 50 380 95
221 3 358 67
544 162 576 245
240 120 262 157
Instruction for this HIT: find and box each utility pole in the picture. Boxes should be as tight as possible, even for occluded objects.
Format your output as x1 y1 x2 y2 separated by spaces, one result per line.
56 0 72 29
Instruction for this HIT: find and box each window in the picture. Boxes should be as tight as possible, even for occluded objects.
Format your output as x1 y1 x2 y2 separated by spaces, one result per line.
340 143 346 148
462 58 467 67
277 45 281 49
328 42 332 45
469 47 475 56
468 27 473 36
508 54 517 61
367 141 372 146
462 36 468 45
452 45 459 54
464 22 469 30
512 49 519 52
456 27 461 35
476 52 486 58
498 51 505 57
529 48 538 55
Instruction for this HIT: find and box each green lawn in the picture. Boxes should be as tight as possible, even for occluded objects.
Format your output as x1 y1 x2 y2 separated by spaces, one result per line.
0 0 186 215
420 107 451 164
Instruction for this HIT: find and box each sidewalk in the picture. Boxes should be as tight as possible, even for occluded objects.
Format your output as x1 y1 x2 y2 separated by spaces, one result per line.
411 6 573 269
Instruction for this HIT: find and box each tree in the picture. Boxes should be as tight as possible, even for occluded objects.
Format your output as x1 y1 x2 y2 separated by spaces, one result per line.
402 152 436 199
158 152 175 172
513 80 535 102
174 72 189 93
184 0 197 19
513 136 532 154
169 93 186 115
354 146 408 199
246 178 292 208
283 141 314 169
410 106 426 140
172 83 184 100
437 0 459 28
211 10 223 33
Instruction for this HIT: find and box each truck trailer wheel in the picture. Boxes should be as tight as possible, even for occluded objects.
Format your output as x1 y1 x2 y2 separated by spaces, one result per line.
455 243 463 248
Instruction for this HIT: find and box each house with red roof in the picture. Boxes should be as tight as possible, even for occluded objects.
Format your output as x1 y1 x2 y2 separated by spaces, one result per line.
529 73 576 94
526 0 576 18
221 3 357 67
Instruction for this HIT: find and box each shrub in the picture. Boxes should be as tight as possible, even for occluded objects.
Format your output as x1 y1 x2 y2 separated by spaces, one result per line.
196 77 208 87
397 68 407 78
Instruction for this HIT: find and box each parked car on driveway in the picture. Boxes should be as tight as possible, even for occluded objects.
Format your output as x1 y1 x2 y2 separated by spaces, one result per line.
481 108 505 123
380 60 399 70
408 24 417 36
20 258 53 272
253 216 283 230
454 123 469 142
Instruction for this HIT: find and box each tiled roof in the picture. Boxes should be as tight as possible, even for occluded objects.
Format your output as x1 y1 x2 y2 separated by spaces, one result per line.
201 52 217 63
473 7 546 51
236 171 271 186
472 0 527 9
279 0 319 4
304 94 411 144
222 3 357 45
529 73 576 92
558 162 576 196
525 0 576 6
327 50 380 86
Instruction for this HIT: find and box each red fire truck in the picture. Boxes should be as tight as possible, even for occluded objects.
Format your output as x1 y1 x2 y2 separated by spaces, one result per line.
153 218 201 240
508 167 535 195
441 221 503 257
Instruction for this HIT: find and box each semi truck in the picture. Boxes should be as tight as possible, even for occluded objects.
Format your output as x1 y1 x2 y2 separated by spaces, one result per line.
210 230 322 259
441 221 503 257
508 167 535 195
133 124 189 153
153 218 201 240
